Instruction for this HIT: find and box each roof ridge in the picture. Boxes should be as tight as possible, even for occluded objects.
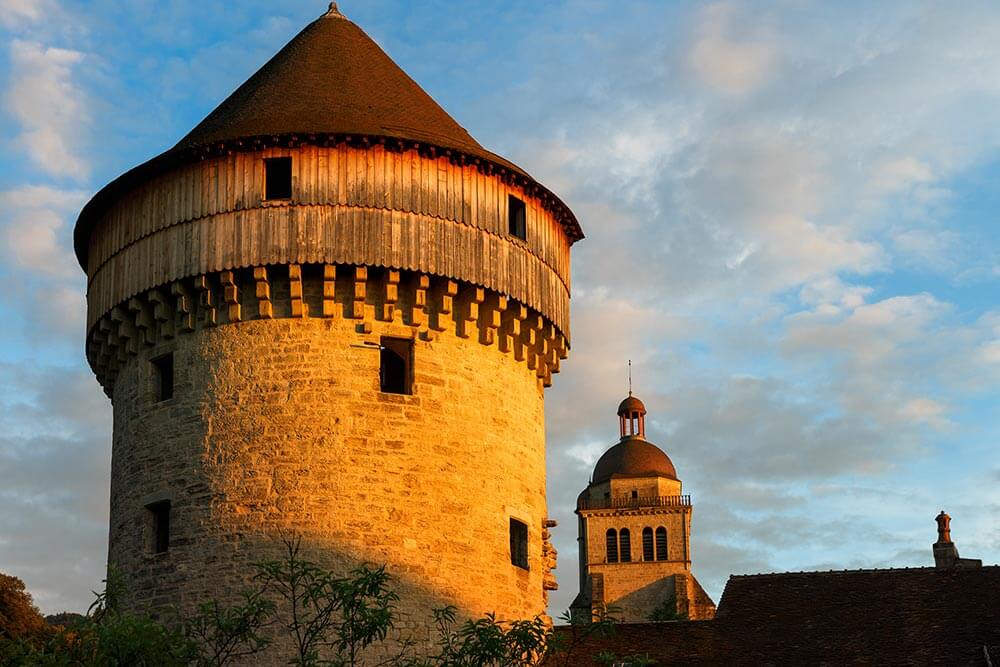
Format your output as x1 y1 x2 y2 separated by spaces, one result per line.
727 564 1000 579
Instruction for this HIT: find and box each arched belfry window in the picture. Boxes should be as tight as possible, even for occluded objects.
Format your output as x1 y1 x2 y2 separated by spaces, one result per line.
619 528 632 562
655 527 668 561
642 527 654 561
606 529 618 563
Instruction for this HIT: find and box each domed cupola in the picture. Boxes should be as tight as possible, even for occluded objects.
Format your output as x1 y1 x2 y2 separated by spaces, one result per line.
617 393 647 438
592 394 677 483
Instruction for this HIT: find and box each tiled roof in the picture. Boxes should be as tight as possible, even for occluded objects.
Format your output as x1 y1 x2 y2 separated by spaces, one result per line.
556 566 1000 666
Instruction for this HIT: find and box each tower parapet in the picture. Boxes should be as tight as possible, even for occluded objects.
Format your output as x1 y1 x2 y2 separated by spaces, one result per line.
75 5 580 659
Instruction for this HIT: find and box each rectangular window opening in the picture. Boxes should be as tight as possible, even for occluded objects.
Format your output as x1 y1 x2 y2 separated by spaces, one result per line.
510 518 529 570
152 353 174 402
147 500 171 554
508 194 526 240
380 337 413 395
264 157 293 200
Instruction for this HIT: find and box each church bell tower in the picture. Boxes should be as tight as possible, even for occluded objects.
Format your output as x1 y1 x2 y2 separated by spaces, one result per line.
572 393 715 622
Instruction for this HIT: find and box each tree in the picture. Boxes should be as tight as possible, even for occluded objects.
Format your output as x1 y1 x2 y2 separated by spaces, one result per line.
252 534 404 666
0 572 49 641
182 591 274 667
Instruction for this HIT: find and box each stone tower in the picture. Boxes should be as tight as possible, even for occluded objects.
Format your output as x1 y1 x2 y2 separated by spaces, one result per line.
73 3 581 654
571 394 715 622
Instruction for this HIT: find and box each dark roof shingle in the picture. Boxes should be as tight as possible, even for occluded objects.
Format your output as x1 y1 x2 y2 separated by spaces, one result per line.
558 566 1000 666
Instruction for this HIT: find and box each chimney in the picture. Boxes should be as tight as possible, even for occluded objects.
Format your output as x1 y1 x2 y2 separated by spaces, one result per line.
933 511 982 570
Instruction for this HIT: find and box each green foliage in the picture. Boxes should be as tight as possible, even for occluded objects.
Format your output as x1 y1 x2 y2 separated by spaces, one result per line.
647 594 686 623
252 534 403 666
0 571 197 666
419 605 549 666
326 564 400 666
0 541 650 666
182 590 274 666
252 535 344 666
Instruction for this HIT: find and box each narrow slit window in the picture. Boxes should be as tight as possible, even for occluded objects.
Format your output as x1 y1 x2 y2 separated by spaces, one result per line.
642 527 654 561
147 500 171 554
264 157 293 200
509 518 528 570
508 194 526 240
606 529 618 563
619 528 632 562
380 337 412 394
152 353 174 402
655 527 668 561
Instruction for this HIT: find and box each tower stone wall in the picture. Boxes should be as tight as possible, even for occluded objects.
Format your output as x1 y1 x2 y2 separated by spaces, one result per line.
107 288 551 647
77 8 582 658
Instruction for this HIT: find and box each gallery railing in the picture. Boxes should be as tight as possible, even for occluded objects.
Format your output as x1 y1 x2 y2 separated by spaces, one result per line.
577 494 691 511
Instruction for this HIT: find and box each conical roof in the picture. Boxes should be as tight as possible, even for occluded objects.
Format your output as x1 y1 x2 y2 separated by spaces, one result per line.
175 4 499 164
73 3 582 268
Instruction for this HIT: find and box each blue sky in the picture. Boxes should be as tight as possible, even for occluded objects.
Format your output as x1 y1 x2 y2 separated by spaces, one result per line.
0 0 998 617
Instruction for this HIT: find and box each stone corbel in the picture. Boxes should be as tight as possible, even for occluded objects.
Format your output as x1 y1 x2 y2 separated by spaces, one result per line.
322 264 337 317
219 271 241 322
194 275 216 327
288 264 307 318
253 267 273 319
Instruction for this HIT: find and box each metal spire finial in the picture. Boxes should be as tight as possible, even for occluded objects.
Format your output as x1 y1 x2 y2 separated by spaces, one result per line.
628 359 632 396
324 2 345 18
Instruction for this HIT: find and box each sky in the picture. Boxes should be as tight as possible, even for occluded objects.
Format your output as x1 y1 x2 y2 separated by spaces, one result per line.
0 0 998 618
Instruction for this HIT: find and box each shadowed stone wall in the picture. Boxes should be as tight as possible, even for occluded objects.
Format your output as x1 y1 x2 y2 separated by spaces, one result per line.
107 289 551 659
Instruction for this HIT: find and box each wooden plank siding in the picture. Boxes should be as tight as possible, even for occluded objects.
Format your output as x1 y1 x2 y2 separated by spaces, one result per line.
85 146 573 337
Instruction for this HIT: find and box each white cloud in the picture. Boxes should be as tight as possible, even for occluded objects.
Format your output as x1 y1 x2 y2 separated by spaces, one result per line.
0 186 88 279
6 40 89 179
0 0 59 29
686 3 776 97
513 0 1000 613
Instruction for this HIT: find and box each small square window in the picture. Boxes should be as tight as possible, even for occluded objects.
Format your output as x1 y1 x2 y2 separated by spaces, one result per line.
508 195 526 240
152 353 174 402
380 337 412 395
264 157 292 200
510 518 528 570
147 500 171 554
